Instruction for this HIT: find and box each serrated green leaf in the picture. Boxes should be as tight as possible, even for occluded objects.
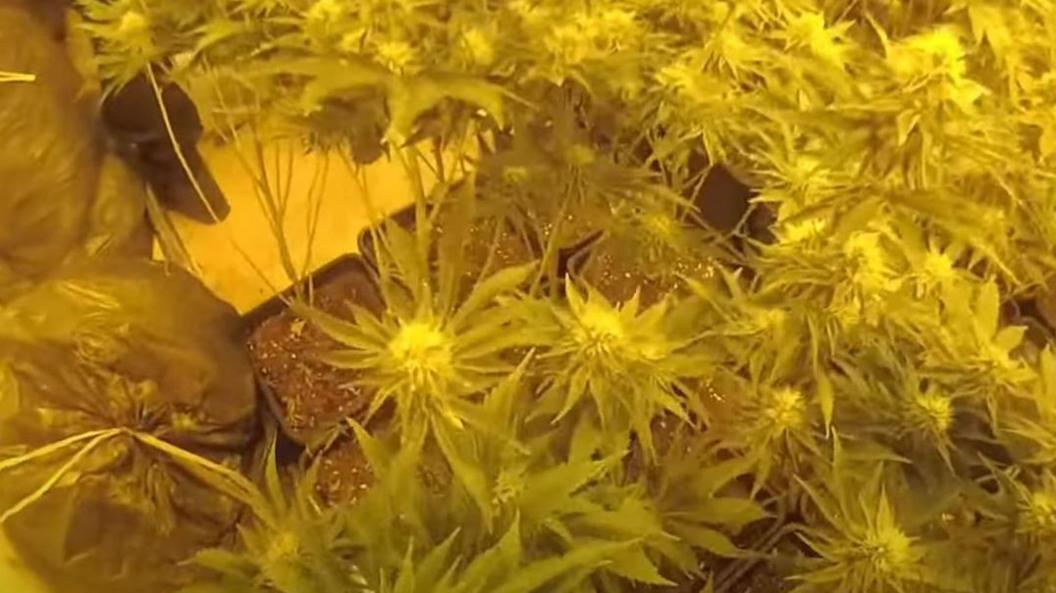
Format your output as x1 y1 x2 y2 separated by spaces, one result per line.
796 475 850 537
834 199 881 241
575 496 666 541
975 282 1000 339
299 58 390 112
491 539 633 593
263 433 286 514
293 302 383 352
565 281 588 318
555 368 590 422
518 459 605 526
993 326 1025 352
691 454 756 498
452 262 538 328
190 19 251 59
395 541 417 593
350 303 392 344
605 547 674 585
669 524 743 558
192 548 258 579
545 517 576 546
460 518 524 590
416 530 462 588
546 569 597 593
689 497 770 529
377 218 429 306
432 417 494 531
387 74 507 143
347 419 391 473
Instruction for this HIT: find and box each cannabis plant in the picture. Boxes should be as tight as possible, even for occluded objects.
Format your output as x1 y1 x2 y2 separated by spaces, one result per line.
292 180 540 453
520 282 711 459
72 1 1056 593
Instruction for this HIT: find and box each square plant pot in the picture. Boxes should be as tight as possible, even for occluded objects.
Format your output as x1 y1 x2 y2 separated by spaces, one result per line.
244 254 383 448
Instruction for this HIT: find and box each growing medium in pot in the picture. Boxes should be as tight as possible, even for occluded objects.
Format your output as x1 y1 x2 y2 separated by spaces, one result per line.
247 256 384 447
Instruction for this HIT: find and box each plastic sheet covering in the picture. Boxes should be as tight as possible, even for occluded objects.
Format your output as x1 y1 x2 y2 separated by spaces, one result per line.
0 258 259 593
82 152 152 258
0 5 102 279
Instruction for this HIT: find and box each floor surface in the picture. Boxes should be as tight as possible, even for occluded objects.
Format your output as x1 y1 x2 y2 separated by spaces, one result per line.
169 141 414 313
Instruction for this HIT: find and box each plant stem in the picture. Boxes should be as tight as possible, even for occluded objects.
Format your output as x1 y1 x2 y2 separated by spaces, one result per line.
145 64 278 297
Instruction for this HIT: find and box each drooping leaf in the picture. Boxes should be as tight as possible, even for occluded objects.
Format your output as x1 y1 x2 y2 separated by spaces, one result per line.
387 74 508 143
298 58 391 112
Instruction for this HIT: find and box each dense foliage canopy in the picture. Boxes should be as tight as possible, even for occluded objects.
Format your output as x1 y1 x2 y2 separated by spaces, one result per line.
46 0 1056 592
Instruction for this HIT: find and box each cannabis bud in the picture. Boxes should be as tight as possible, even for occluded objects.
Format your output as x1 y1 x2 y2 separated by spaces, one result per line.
389 321 453 390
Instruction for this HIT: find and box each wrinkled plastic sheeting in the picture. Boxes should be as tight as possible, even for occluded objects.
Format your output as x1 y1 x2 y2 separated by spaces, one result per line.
0 6 152 291
0 6 102 278
0 257 258 592
83 152 153 258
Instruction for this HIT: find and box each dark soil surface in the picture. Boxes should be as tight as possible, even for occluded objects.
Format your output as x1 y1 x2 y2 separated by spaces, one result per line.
359 204 538 291
315 437 375 506
247 261 384 445
314 432 454 506
440 215 538 291
578 234 718 307
530 200 611 258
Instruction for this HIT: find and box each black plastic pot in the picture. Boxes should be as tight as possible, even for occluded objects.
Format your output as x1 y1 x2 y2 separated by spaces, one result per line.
692 164 753 234
243 254 383 447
